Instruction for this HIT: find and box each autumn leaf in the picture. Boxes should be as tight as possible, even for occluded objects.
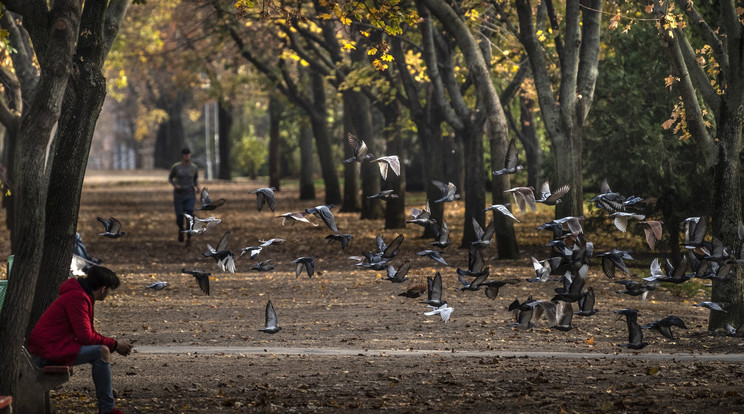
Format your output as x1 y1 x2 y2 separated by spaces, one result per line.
664 75 679 89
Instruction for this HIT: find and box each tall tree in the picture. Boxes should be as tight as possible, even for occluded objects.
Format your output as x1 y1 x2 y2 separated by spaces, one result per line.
651 0 744 329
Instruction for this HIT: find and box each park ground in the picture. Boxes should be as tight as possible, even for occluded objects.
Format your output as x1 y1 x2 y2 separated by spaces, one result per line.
1 170 744 413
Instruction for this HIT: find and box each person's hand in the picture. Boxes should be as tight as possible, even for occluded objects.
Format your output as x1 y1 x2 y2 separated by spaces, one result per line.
175 184 182 190
115 339 134 356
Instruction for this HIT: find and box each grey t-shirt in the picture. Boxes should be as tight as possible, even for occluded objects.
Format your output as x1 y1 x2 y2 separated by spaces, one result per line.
168 162 199 199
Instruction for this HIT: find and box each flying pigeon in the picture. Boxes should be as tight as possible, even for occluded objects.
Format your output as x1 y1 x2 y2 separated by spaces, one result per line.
372 155 401 180
640 220 663 250
326 234 353 249
484 203 519 222
575 286 598 316
614 308 648 349
597 249 633 278
384 260 411 283
683 216 708 249
471 218 496 248
424 303 454 323
642 315 687 340
693 301 726 312
615 280 654 301
343 133 373 163
406 200 434 228
431 180 460 203
181 213 221 235
416 249 448 266
197 187 226 211
367 190 398 200
293 256 316 278
97 217 126 238
533 300 574 331
182 269 211 295
457 246 489 277
250 260 276 272
251 187 276 212
202 231 235 273
277 211 318 227
492 138 523 176
527 256 561 283
610 212 645 233
146 281 170 291
591 179 626 214
535 182 570 205
420 272 446 307
456 272 489 292
398 282 427 298
508 297 537 329
481 279 520 300
430 219 452 248
305 204 338 232
504 187 536 214
258 300 282 334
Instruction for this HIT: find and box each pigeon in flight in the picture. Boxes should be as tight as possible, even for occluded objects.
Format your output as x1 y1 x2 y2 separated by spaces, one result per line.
197 187 226 211
471 218 496 248
384 260 411 283
372 155 400 180
484 203 519 222
535 182 570 206
181 213 221 235
504 187 536 214
597 249 633 278
614 309 648 349
367 190 398 200
615 279 654 301
277 211 318 227
610 212 645 233
481 278 520 300
97 217 126 238
202 231 235 273
416 249 448 266
457 246 489 277
575 286 598 316
293 256 315 278
251 187 276 212
591 179 626 214
533 300 574 331
431 180 460 203
398 282 427 298
406 200 435 228
430 219 452 249
146 281 170 291
343 133 373 163
508 297 537 329
456 272 489 292
182 269 211 295
694 301 726 312
420 272 446 307
683 216 708 250
642 315 687 340
527 256 561 283
326 234 353 249
492 138 523 176
258 300 282 334
424 303 454 323
250 260 276 272
305 204 338 232
640 220 663 250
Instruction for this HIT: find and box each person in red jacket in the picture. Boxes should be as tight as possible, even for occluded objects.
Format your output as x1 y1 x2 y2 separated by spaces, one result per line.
28 265 133 414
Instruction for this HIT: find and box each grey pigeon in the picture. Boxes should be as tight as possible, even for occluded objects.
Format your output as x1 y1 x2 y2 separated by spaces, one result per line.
326 234 353 249
536 182 570 205
492 138 523 176
457 246 488 277
694 301 726 312
384 260 410 283
367 190 398 200
305 204 338 232
508 297 537 328
277 211 318 227
406 200 434 228
527 256 561 283
372 155 400 180
430 219 452 248
431 180 460 203
146 281 169 291
533 300 574 331
597 249 633 278
343 133 373 163
642 315 687 340
614 308 648 349
481 279 520 300
484 203 519 222
683 216 707 249
611 212 645 233
181 213 221 235
575 287 598 316
420 272 446 307
202 231 235 273
97 217 126 238
591 179 626 214
196 187 226 211
416 249 448 266
615 279 654 301
471 218 496 248
259 300 282 334
504 187 536 214
182 269 211 295
456 272 489 292
251 187 276 212
293 256 315 278
250 260 276 272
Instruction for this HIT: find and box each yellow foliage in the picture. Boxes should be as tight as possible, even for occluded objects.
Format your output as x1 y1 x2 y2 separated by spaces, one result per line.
367 47 378 56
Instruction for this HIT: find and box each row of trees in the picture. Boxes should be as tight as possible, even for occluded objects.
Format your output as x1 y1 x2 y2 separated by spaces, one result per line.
1 0 744 396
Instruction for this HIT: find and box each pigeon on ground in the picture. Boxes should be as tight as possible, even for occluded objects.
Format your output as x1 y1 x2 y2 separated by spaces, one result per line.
694 301 726 312
430 219 452 248
258 300 282 334
181 213 221 235
277 211 318 227
484 203 519 222
182 269 211 295
471 218 496 248
575 287 598 316
536 182 570 205
642 315 687 340
482 279 520 300
343 133 373 163
251 187 277 212
504 187 536 214
416 249 448 266
196 187 226 211
367 190 398 200
492 138 523 176
250 260 275 272
398 282 427 298
614 308 648 349
326 234 353 249
202 231 235 273
431 180 460 203
146 281 170 291
293 256 316 278
305 204 338 232
97 217 126 238
372 155 401 180
420 272 446 307
610 212 645 233
640 220 663 250
384 260 411 283
424 303 454 323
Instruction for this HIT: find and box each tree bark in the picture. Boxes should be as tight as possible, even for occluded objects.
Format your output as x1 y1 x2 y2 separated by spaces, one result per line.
309 71 341 204
298 118 316 200
341 93 361 212
217 99 232 180
153 95 186 169
382 101 406 229
268 95 282 190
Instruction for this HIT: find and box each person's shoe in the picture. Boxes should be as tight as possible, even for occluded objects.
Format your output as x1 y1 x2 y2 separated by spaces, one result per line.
178 232 184 243
100 408 124 414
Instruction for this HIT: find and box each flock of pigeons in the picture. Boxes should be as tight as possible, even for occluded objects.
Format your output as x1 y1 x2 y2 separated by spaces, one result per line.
83 135 744 345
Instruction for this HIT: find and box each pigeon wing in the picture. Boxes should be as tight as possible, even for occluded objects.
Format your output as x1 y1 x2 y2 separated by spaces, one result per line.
383 234 405 258
265 300 278 329
97 217 111 231
216 231 231 251
504 138 518 169
430 272 443 303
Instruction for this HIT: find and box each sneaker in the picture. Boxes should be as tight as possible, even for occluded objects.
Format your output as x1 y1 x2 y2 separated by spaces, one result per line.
178 232 184 243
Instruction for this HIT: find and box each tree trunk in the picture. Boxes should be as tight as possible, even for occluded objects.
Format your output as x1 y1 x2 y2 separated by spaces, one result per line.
153 96 185 169
341 93 361 212
459 121 486 247
552 132 583 218
490 129 519 259
217 100 232 181
518 96 541 189
350 91 383 220
382 102 406 229
309 72 341 204
298 118 316 200
268 95 282 190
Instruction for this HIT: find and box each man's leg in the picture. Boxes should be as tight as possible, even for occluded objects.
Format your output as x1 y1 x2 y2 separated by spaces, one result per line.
183 196 195 246
174 197 185 242
74 345 115 413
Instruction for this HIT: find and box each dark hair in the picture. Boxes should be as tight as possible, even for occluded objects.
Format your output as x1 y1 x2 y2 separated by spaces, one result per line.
87 266 120 290
181 147 191 155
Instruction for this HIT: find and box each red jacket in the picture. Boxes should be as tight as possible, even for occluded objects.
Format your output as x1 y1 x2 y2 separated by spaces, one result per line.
28 278 116 365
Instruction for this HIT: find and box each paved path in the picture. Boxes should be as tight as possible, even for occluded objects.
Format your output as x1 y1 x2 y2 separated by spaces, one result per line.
135 345 744 361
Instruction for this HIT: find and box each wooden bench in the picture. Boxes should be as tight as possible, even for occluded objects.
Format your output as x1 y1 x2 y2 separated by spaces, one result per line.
0 395 12 414
16 346 73 414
